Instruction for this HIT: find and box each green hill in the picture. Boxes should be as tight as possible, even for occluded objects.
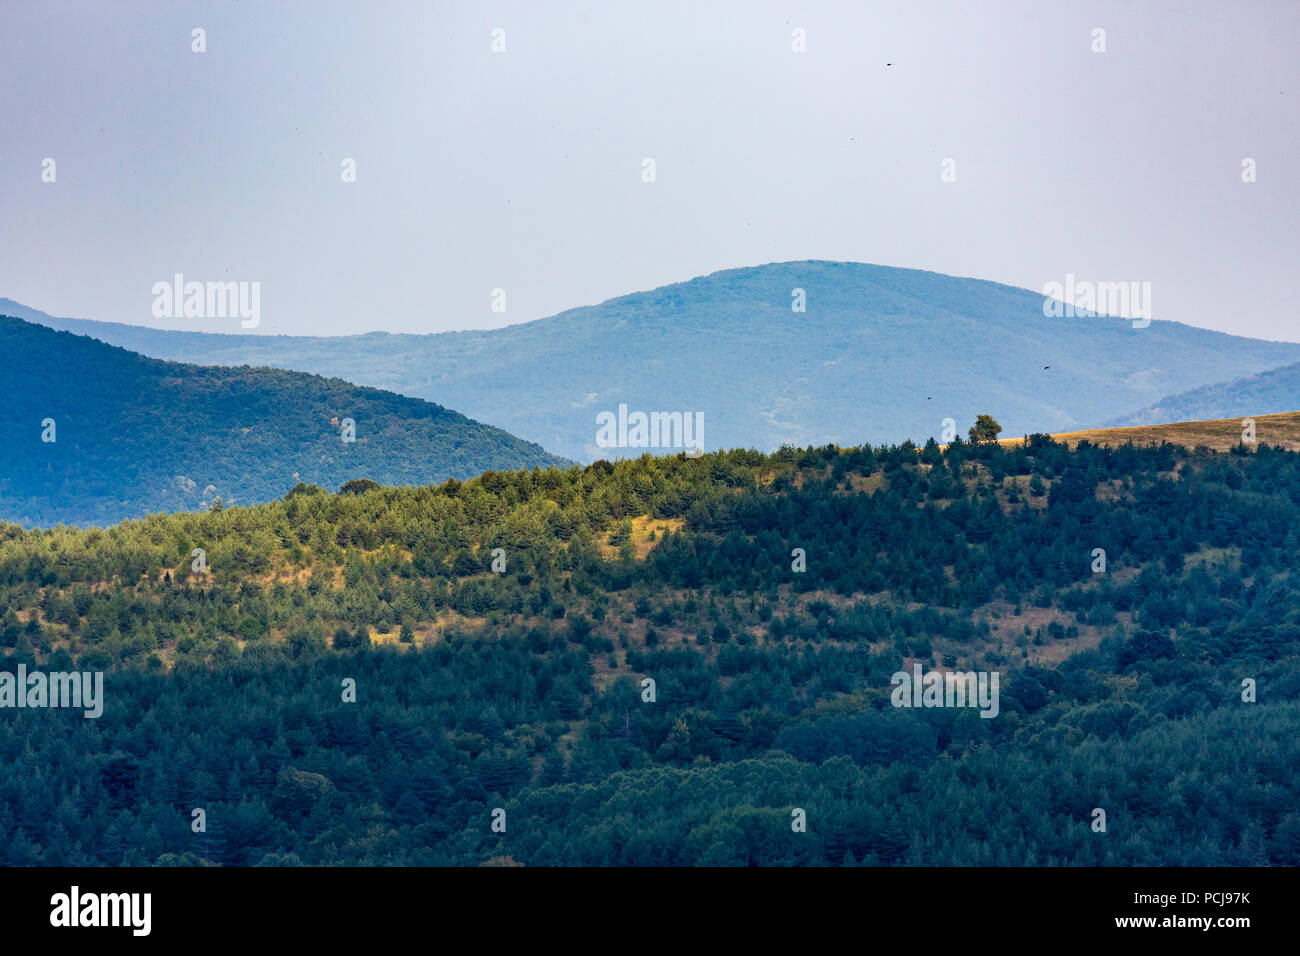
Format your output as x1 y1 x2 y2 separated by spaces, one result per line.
0 316 569 526
1 428 1298 865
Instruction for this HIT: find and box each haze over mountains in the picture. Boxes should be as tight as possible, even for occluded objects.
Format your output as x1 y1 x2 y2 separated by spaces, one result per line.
7 262 1299 462
0 318 568 527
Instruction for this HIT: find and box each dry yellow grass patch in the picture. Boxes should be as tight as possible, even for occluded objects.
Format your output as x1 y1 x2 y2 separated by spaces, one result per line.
995 474 1049 512
994 410 1300 452
597 515 685 560
257 556 317 586
366 626 403 647
1184 546 1240 571
365 621 442 648
844 473 885 494
982 603 1092 663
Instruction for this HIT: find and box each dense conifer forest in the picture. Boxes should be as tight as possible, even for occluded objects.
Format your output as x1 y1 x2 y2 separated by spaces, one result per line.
1 435 1298 865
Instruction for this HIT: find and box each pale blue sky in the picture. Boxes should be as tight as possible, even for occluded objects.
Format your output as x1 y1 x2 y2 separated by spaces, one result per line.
2 0 1297 339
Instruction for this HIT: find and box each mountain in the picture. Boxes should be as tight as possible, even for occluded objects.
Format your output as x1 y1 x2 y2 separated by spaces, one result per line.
0 317 568 527
1107 361 1300 428
9 262 1300 460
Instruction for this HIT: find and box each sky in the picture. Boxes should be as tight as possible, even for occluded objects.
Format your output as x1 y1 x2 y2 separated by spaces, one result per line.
2 0 1298 341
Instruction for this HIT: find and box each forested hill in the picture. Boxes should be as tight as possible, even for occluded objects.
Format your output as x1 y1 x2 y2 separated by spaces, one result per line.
8 261 1300 460
1109 361 1300 428
1 433 1298 865
0 317 569 527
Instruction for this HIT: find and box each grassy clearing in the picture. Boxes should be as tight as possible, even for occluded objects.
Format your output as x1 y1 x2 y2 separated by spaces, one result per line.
995 410 1300 452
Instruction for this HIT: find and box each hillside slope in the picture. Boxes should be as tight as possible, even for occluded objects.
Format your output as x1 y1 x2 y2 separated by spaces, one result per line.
999 410 1300 452
1 432 1298 865
0 317 569 526
1108 361 1300 428
9 262 1300 460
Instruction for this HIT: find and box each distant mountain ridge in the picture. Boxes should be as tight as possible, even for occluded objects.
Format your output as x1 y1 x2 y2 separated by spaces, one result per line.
8 261 1300 459
1107 361 1300 427
0 317 569 527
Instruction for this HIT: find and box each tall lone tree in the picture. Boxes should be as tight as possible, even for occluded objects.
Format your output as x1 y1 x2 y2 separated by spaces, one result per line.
969 414 1002 444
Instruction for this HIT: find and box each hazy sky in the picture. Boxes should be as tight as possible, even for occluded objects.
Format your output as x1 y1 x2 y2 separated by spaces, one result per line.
2 1 1298 340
